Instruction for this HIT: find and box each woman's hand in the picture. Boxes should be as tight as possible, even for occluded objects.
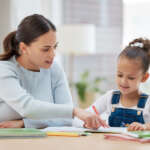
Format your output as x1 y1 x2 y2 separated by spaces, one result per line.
73 108 108 129
128 122 146 131
0 120 24 128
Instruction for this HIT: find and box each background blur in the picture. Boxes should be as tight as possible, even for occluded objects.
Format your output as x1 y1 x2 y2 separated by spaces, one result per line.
0 0 150 107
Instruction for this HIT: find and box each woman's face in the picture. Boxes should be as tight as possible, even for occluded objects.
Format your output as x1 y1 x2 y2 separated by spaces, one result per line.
22 30 57 70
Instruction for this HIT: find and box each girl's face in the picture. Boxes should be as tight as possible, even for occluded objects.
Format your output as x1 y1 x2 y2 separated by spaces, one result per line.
21 30 57 70
116 57 146 95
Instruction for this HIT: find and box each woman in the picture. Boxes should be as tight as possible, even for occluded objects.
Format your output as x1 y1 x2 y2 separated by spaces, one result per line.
0 14 106 129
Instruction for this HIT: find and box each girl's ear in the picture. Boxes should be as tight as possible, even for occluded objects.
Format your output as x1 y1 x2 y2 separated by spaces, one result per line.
141 72 149 82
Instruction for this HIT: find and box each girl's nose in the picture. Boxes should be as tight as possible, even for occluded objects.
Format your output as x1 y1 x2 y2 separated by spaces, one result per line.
121 78 127 84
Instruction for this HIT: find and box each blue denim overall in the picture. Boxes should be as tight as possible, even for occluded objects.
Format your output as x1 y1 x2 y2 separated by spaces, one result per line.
108 91 148 127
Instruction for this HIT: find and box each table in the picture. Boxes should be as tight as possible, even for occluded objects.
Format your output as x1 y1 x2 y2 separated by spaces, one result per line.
0 133 149 150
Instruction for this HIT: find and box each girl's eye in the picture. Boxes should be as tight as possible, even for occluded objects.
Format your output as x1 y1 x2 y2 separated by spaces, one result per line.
128 77 135 80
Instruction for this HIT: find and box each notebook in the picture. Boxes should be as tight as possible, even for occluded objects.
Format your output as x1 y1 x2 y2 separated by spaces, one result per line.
124 131 150 138
0 128 46 138
41 126 127 134
104 133 150 143
86 127 127 133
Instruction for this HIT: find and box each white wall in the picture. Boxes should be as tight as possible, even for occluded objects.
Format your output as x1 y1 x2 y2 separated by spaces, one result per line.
10 0 62 30
0 0 63 52
63 0 123 54
123 0 150 46
10 0 41 30
40 0 63 26
0 0 11 51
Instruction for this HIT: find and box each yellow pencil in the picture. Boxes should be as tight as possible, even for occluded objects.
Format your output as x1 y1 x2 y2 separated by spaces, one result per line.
46 132 80 137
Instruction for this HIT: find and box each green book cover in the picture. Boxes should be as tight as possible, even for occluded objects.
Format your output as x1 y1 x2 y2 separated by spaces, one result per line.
128 131 150 138
0 128 46 137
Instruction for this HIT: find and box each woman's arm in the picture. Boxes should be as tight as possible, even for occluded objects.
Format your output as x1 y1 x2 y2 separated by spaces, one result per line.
0 64 73 120
23 62 73 128
0 62 106 129
51 62 73 105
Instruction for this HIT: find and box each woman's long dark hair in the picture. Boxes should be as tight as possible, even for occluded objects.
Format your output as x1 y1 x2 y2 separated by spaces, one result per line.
0 14 56 60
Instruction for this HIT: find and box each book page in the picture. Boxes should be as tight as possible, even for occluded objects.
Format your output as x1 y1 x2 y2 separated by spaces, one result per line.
86 127 127 133
41 126 87 132
41 126 127 133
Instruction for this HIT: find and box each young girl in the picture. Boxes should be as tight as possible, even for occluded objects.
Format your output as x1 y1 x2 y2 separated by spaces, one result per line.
0 14 106 129
74 38 150 131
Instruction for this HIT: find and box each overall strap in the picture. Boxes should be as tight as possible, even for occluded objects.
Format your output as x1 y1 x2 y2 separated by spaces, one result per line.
137 93 148 108
111 90 121 104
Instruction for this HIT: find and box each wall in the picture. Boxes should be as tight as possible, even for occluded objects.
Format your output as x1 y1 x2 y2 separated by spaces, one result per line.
62 0 123 82
63 0 123 54
61 0 123 105
0 0 62 52
10 0 62 30
0 0 11 51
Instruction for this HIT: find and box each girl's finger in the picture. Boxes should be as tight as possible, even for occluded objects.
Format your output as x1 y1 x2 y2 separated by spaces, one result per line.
139 126 145 131
134 125 141 131
128 125 135 131
98 117 109 128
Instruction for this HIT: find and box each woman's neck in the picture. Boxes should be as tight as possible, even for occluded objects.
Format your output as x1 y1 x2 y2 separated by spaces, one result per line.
16 56 40 72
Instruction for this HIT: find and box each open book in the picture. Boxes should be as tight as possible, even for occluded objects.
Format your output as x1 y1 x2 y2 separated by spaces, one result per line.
86 126 127 133
104 131 150 143
41 126 127 134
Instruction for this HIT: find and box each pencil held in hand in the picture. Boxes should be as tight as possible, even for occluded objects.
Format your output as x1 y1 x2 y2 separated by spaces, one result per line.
92 105 99 115
92 105 109 128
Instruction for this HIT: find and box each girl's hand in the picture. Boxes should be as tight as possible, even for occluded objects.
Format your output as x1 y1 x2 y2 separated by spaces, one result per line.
73 108 109 129
127 122 146 131
0 120 24 128
144 123 150 130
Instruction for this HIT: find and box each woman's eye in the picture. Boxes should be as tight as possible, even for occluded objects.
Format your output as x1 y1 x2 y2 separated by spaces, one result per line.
54 44 58 49
54 45 57 49
55 42 58 48
42 49 49 52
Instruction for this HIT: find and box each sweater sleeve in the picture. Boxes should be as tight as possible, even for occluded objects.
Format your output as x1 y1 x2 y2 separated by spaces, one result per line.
23 118 73 128
51 61 73 105
23 119 49 129
0 63 73 120
23 62 73 128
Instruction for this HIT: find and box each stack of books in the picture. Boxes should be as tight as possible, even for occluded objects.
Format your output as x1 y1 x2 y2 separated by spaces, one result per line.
0 128 46 138
104 131 150 143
